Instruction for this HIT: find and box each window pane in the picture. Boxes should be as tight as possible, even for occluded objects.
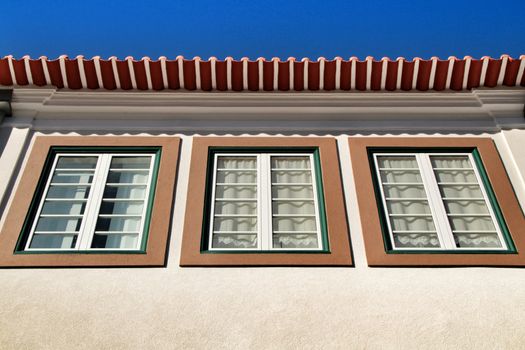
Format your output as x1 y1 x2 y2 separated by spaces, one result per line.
56 156 98 169
213 217 257 232
47 185 90 199
217 157 256 169
107 170 149 184
382 184 427 198
273 217 317 231
215 185 257 199
214 201 257 215
212 234 257 248
95 217 142 232
30 234 77 249
380 169 422 183
271 185 314 199
41 201 86 215
433 169 477 183
103 185 147 199
273 234 318 249
273 201 315 215
51 171 94 184
390 216 436 231
99 201 144 215
393 233 440 248
386 200 431 215
439 185 483 199
35 217 82 232
110 156 151 169
454 233 502 248
443 200 489 215
431 156 472 169
271 156 311 169
377 156 418 169
91 234 139 249
216 170 256 184
271 170 312 183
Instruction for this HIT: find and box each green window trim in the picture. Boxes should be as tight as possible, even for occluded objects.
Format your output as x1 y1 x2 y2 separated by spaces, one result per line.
367 146 517 254
14 146 162 254
200 147 330 253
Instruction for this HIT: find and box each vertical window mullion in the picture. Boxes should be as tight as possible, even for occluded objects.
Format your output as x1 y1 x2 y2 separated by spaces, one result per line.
135 154 155 250
79 154 111 250
259 154 270 250
207 154 219 251
309 153 323 250
417 154 455 249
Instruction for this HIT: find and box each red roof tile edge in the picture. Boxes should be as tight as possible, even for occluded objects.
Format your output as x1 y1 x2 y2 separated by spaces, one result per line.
1 55 524 91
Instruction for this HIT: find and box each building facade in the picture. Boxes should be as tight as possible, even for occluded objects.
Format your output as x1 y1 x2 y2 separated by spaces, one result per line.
0 55 524 349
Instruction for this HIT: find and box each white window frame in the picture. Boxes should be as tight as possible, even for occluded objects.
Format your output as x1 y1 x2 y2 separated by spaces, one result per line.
25 152 156 251
208 152 324 251
373 152 508 251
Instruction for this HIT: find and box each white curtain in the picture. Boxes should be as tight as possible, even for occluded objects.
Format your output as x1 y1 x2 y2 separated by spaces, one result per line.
212 157 259 248
431 156 502 248
271 156 319 249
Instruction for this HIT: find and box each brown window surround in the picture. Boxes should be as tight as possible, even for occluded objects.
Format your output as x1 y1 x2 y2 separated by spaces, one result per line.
0 136 180 267
180 137 353 266
349 137 525 267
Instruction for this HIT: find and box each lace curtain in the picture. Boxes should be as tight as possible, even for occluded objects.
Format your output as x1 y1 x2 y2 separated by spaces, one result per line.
211 155 319 249
378 155 502 249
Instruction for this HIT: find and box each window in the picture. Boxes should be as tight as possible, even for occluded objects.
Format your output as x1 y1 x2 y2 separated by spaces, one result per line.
0 136 180 267
22 152 157 252
207 153 324 251
349 137 525 267
372 152 510 251
180 137 353 266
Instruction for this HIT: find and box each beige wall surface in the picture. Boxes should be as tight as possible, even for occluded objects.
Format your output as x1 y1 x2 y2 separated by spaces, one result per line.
0 130 524 349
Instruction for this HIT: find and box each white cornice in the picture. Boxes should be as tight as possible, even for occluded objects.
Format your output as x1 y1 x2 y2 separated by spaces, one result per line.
4 87 525 132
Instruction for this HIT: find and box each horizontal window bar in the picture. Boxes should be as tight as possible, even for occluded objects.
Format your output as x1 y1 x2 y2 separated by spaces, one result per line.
213 214 257 217
385 198 428 201
108 168 151 172
441 198 485 201
53 168 96 172
38 214 84 218
271 183 313 186
94 231 140 235
215 183 257 186
271 198 314 201
392 230 437 233
216 168 256 171
378 167 419 171
105 183 148 186
446 213 491 217
432 167 474 170
452 230 498 233
381 183 424 186
437 182 479 186
214 198 257 202
272 214 316 217
388 214 433 217
270 168 311 171
212 232 258 236
97 214 142 218
33 231 79 235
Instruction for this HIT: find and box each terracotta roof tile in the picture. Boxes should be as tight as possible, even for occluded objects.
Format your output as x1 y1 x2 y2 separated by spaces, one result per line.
1 55 524 91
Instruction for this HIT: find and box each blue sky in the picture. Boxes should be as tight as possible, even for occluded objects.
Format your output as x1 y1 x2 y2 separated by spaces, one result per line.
3 0 524 60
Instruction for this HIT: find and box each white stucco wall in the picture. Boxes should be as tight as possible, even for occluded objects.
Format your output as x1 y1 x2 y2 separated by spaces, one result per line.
0 126 524 349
